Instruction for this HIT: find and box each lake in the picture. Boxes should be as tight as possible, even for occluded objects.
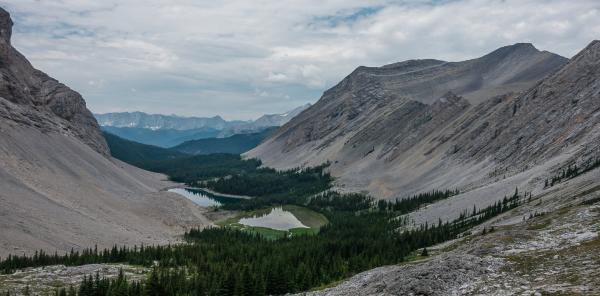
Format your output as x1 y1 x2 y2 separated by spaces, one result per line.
238 207 309 231
169 188 241 207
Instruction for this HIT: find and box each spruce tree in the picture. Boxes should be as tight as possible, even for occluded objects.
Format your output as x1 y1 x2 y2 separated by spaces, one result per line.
67 285 76 296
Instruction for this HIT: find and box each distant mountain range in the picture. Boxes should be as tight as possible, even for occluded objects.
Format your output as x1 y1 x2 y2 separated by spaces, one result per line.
94 104 310 132
103 126 276 168
95 112 238 131
94 104 309 147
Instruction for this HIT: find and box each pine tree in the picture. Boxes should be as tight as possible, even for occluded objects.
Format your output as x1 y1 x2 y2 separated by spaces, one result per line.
144 268 163 296
67 285 77 296
421 248 429 257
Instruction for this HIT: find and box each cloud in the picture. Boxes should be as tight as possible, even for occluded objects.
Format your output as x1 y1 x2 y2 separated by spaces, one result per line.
1 0 599 119
266 72 288 82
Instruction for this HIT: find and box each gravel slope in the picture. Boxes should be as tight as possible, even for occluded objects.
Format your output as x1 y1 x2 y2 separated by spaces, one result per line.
0 113 211 258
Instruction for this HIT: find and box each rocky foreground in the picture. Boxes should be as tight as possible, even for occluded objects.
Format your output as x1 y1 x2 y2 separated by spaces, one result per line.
0 264 147 295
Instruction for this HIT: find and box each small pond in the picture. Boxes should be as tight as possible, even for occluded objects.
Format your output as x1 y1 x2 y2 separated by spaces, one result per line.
238 207 309 231
169 188 241 207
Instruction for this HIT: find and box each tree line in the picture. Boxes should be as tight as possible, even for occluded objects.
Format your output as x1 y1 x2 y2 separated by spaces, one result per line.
207 163 333 211
544 156 600 188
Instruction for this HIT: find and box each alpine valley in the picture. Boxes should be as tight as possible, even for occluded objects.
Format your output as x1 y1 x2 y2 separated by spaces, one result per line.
0 4 599 296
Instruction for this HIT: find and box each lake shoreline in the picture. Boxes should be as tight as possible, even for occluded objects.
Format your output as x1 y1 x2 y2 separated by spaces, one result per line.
188 187 254 200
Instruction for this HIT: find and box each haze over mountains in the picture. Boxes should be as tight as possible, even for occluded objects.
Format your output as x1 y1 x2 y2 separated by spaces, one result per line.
95 104 310 147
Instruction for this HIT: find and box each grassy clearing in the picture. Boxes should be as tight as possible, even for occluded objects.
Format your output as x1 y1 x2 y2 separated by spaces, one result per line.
282 205 328 228
402 249 432 264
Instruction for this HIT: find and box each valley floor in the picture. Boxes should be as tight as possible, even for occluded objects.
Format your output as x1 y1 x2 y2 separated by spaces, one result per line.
2 171 598 295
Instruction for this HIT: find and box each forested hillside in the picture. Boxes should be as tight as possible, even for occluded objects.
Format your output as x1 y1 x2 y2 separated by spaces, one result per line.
103 132 188 166
101 126 221 148
174 127 277 155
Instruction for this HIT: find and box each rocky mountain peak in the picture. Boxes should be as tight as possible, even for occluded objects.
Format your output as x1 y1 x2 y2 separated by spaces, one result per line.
508 42 536 50
570 40 600 65
0 7 109 156
483 42 539 59
0 8 12 44
247 42 579 198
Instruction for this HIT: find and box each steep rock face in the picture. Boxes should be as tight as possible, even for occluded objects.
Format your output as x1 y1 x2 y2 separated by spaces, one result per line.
247 42 600 199
0 7 209 257
0 8 108 156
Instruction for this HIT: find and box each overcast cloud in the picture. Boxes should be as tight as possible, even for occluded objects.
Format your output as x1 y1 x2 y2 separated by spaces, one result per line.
1 0 598 119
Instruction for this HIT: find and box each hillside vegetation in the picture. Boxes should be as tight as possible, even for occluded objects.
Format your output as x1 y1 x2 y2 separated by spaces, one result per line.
173 127 277 155
101 126 220 148
103 132 188 166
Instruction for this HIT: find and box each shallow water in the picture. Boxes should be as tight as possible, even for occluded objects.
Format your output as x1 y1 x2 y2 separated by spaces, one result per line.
239 207 309 231
169 188 240 207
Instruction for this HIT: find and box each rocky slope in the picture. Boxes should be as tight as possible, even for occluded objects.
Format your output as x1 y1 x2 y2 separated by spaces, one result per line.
0 7 209 257
247 42 600 205
301 166 600 296
250 42 600 295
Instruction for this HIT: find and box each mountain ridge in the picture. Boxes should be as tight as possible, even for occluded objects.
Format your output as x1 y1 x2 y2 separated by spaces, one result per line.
95 104 310 132
95 104 310 147
246 41 597 203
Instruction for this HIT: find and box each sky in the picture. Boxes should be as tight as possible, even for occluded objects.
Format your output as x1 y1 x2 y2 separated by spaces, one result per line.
1 0 599 120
